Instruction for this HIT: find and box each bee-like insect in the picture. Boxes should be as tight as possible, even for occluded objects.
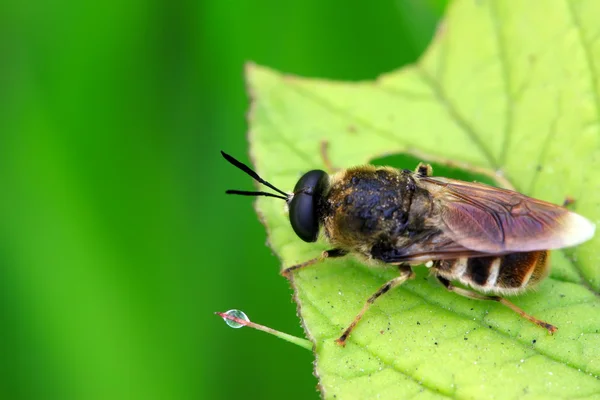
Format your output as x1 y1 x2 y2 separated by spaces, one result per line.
221 150 595 346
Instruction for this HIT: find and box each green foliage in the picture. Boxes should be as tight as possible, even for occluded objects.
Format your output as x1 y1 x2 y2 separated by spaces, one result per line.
248 0 600 398
0 0 446 398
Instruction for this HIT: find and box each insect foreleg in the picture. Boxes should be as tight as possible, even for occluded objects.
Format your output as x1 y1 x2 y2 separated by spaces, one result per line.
335 265 415 346
320 140 340 174
281 249 347 278
436 276 557 334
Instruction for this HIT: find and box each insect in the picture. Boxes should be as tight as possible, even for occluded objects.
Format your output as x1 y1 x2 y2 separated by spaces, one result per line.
221 149 595 346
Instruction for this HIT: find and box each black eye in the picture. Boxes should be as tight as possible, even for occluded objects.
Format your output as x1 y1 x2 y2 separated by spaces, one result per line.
288 170 328 242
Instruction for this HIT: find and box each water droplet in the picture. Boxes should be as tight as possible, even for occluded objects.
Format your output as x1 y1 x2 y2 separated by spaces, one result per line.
222 309 249 329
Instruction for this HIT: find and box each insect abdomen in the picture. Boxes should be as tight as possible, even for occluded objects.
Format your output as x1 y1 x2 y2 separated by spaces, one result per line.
434 251 550 295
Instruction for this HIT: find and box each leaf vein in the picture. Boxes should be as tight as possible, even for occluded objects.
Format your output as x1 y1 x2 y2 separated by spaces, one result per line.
566 0 600 123
295 281 454 398
298 265 600 378
416 67 500 170
560 249 600 297
490 1 514 167
527 95 563 195
286 82 410 146
258 109 320 166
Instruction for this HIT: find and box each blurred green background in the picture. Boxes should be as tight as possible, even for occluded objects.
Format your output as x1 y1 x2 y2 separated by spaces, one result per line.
0 0 447 399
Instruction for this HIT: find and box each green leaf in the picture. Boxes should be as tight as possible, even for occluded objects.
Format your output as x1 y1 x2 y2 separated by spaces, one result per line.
246 0 600 398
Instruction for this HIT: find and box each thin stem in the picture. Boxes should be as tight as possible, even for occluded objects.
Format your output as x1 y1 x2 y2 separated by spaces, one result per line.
215 311 312 351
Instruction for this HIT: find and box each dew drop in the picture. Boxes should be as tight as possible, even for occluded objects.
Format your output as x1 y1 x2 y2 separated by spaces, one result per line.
222 309 249 329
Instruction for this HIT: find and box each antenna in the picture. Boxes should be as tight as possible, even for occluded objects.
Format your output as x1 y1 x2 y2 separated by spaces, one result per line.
221 151 289 201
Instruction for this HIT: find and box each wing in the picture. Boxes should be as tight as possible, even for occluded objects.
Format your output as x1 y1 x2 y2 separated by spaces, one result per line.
370 234 507 264
420 176 595 253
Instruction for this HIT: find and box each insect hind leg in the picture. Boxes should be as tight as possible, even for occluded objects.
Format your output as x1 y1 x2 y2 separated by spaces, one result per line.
335 266 415 346
436 276 557 334
415 162 433 177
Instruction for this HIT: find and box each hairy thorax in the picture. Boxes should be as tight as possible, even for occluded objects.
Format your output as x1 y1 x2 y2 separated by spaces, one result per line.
318 166 436 260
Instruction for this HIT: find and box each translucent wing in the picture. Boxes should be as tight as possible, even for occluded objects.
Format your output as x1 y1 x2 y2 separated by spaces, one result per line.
421 177 595 253
370 235 506 264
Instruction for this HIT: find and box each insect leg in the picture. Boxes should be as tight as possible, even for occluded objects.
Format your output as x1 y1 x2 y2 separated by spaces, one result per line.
320 140 339 173
281 249 347 278
563 196 575 206
335 266 415 347
415 162 433 177
436 276 557 334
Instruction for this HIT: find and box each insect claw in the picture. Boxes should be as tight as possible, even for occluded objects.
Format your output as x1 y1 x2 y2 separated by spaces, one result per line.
546 324 558 335
280 269 292 279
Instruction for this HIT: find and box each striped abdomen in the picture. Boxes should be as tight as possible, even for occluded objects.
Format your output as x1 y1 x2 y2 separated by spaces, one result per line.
432 251 550 295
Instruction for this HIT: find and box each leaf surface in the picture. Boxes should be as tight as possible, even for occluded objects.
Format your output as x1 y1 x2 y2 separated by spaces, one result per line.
247 1 600 398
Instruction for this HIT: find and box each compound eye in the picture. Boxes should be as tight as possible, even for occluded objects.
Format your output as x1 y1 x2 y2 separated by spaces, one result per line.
289 170 328 242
